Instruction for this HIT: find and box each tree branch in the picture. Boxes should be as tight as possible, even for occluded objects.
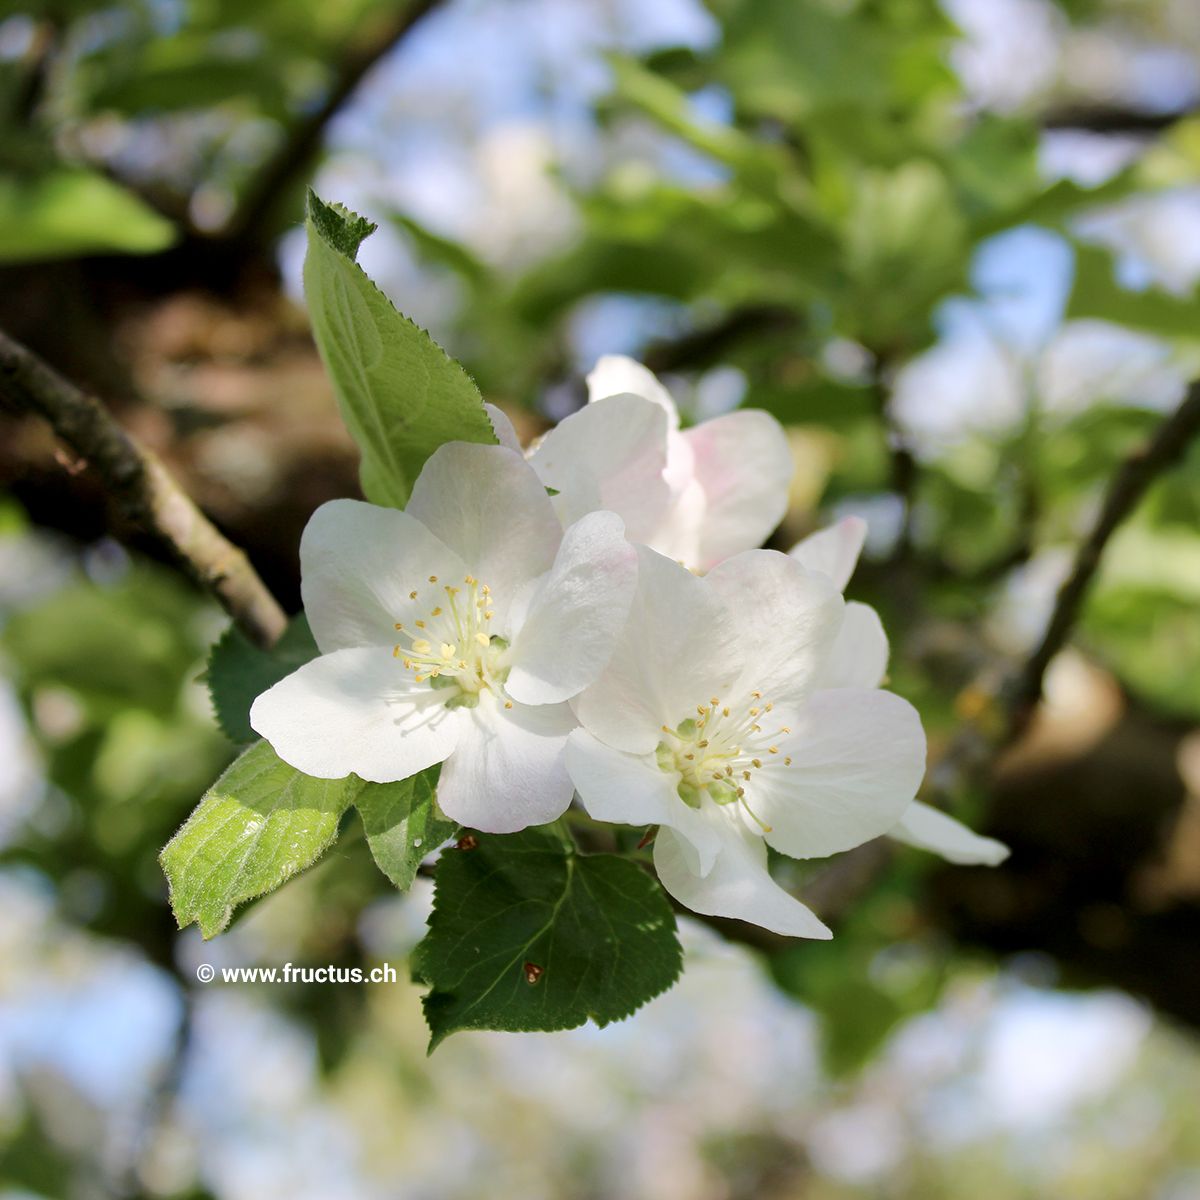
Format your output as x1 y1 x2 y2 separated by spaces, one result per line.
1008 381 1200 739
0 327 287 648
221 0 444 249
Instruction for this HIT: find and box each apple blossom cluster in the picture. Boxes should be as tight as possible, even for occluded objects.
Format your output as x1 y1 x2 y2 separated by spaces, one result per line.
251 356 1007 937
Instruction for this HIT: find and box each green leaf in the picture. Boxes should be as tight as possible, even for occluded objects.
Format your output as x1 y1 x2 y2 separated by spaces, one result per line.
355 768 454 891
412 825 683 1049
302 190 496 507
206 614 319 743
0 170 176 263
161 740 357 938
1068 244 1200 337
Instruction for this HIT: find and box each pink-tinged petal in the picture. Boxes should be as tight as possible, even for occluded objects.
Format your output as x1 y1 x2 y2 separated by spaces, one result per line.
587 354 679 428
300 500 468 654
753 688 926 860
572 546 740 755
484 402 522 452
405 443 561 620
889 800 1010 866
528 394 673 545
249 647 466 782
788 516 867 591
507 511 638 706
566 729 722 874
684 410 794 569
436 694 575 833
706 550 844 702
818 601 889 690
654 815 832 939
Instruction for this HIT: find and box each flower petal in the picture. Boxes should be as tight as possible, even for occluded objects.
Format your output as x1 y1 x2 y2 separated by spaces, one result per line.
654 817 831 939
528 394 673 544
684 410 795 569
788 516 867 591
405 442 561 620
754 688 926 860
705 550 844 702
249 647 466 781
506 511 638 706
586 354 679 428
572 546 740 755
889 800 1010 866
300 500 468 654
484 402 522 452
565 729 722 874
818 601 889 690
436 694 575 833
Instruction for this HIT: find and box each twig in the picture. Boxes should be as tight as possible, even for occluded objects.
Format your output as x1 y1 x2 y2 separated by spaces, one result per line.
1041 104 1194 134
223 0 444 248
1008 382 1200 740
0 327 287 648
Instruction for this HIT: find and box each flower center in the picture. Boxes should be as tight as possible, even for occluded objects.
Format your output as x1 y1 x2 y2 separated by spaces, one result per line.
391 574 511 709
655 692 793 833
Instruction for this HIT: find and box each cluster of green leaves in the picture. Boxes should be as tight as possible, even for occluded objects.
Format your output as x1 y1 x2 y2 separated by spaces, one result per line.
159 194 683 1046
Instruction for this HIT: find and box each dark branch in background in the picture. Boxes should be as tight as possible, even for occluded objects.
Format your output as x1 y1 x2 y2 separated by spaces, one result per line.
219 0 444 251
643 305 800 374
0 327 287 648
1007 381 1200 741
1041 104 1196 134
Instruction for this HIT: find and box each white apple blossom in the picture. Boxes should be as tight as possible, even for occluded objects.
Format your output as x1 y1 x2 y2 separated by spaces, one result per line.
789 517 1009 866
250 443 637 834
504 355 794 572
566 546 927 937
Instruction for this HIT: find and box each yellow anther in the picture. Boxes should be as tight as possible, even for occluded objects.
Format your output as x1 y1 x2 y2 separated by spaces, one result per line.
392 645 401 657
765 703 774 712
784 756 792 766
465 575 476 585
428 575 438 583
780 726 791 734
412 639 431 654
710 696 720 706
752 758 762 768
458 659 468 669
475 632 489 647
440 643 457 659
749 707 760 717
768 746 779 754
696 705 708 716
484 610 494 620
482 584 491 595
722 707 731 717
743 771 751 781
414 674 426 683
752 691 762 699
415 620 426 630
712 772 723 781
445 585 460 596
431 606 443 617
698 740 709 748
684 753 694 761
504 700 513 709
409 590 418 600
394 622 404 630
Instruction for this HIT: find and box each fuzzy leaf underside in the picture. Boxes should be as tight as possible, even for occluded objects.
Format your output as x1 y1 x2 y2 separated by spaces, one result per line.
161 740 357 938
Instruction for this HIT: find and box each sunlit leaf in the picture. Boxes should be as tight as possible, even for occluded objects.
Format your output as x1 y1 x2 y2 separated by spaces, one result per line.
302 190 496 507
161 740 357 938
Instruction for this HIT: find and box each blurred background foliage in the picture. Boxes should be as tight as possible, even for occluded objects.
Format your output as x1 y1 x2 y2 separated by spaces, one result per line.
2 0 1200 1197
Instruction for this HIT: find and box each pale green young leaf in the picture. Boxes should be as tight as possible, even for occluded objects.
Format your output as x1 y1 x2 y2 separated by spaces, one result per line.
302 190 496 507
356 768 454 891
161 740 357 938
412 825 683 1049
